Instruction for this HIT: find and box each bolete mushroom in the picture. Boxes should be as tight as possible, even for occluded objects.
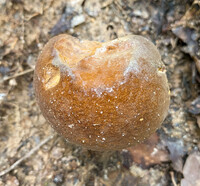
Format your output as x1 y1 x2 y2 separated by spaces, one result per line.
34 34 170 151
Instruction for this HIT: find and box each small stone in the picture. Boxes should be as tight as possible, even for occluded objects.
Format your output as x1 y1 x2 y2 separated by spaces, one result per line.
84 0 101 17
181 153 200 186
53 173 64 184
71 15 85 28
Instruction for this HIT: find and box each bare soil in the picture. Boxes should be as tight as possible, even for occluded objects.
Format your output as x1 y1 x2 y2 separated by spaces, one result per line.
0 0 200 185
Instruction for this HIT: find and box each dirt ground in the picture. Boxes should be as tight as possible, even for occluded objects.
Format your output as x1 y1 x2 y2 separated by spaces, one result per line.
0 0 200 185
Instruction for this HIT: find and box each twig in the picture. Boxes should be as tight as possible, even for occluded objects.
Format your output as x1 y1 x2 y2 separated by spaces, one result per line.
0 135 54 177
170 171 178 186
0 68 34 83
102 0 113 8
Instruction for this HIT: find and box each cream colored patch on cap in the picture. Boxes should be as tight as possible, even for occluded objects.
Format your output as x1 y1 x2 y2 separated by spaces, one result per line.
43 63 60 90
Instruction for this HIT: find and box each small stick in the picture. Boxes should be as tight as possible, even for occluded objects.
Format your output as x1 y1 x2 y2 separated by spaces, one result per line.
0 68 34 83
0 135 54 177
170 171 178 186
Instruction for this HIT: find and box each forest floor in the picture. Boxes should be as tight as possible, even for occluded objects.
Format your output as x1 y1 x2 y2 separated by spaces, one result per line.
0 0 200 185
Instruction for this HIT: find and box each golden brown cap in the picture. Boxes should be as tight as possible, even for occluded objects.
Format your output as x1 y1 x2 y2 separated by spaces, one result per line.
34 34 170 151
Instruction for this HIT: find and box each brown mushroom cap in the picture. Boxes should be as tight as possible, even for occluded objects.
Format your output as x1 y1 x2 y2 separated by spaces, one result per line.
34 34 170 151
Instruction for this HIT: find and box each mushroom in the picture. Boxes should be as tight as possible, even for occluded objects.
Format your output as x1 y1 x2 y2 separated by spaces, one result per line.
34 34 170 151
